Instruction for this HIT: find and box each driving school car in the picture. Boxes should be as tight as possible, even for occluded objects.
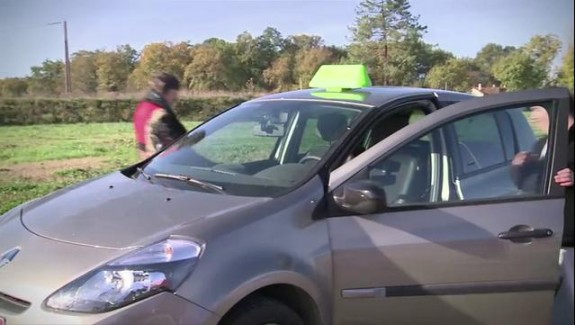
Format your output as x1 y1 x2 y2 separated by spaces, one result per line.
0 65 572 325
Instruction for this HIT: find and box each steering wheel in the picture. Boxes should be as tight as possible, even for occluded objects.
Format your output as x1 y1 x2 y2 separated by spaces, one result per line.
299 155 322 164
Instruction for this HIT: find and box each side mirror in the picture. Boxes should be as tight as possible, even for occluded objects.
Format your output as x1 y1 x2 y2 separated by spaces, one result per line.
332 179 387 215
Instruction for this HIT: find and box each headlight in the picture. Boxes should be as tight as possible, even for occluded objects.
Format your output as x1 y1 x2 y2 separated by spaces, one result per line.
45 238 203 313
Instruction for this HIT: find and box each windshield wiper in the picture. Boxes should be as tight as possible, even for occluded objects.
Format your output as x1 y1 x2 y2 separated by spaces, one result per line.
154 173 226 194
136 167 153 182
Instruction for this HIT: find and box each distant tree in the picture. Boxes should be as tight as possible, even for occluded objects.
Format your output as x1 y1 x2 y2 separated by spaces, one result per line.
294 47 338 88
349 0 427 85
327 45 349 63
93 44 139 92
523 34 562 68
257 27 285 58
70 50 100 94
234 31 265 88
263 54 295 91
4 25 570 97
396 39 454 86
426 58 478 91
473 43 517 85
230 27 288 90
492 51 546 90
347 39 421 86
0 78 28 97
475 43 517 71
117 44 139 69
128 42 192 90
557 44 574 91
184 42 239 91
28 60 65 96
284 34 324 53
422 46 454 71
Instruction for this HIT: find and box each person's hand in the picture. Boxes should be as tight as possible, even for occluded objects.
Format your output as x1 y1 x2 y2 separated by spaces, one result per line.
554 168 574 187
512 151 530 166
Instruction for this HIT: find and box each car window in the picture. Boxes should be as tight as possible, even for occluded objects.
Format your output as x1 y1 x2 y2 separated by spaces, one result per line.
359 103 552 207
143 100 362 197
347 107 428 162
299 118 325 155
193 121 278 164
298 112 354 155
453 112 506 174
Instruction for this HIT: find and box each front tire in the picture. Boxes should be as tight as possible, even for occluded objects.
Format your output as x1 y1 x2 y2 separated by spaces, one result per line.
220 296 304 325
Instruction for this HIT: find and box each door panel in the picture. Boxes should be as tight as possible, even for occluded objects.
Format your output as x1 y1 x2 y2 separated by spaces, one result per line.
335 291 551 325
327 88 572 325
329 199 563 324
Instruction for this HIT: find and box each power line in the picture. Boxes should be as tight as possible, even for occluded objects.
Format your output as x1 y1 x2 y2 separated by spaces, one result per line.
0 22 67 33
45 21 72 94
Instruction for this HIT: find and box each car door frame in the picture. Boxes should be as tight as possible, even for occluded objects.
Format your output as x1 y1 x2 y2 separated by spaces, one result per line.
329 87 571 195
324 93 443 173
324 87 572 324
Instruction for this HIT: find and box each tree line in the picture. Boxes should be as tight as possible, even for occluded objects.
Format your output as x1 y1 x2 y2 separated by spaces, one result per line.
0 0 573 98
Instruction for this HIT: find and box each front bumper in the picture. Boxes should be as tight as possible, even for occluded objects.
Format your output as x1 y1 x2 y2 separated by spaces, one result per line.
0 207 220 325
1 292 219 325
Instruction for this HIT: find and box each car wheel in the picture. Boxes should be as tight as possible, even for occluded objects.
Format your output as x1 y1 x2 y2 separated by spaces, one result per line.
220 296 304 325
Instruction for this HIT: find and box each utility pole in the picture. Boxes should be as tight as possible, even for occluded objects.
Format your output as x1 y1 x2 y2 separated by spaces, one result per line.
48 21 71 94
63 20 71 94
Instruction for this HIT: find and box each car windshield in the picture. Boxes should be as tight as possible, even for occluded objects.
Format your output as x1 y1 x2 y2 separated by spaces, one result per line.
142 100 363 197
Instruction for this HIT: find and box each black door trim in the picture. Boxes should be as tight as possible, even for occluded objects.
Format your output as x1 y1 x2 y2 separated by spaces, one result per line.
341 280 557 298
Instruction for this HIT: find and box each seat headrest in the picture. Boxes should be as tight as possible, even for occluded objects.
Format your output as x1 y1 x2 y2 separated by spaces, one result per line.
316 113 349 142
370 114 410 145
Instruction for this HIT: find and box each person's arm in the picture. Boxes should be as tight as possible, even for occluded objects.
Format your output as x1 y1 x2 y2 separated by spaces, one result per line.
510 138 547 190
510 152 530 187
146 109 187 152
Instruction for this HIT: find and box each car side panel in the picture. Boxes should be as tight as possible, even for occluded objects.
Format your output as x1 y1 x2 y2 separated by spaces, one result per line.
173 176 333 324
329 198 563 325
335 292 551 325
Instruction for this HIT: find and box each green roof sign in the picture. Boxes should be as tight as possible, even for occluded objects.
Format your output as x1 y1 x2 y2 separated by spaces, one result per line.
309 64 372 92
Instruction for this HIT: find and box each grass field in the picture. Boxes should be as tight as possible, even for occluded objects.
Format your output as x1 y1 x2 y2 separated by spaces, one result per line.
0 122 199 214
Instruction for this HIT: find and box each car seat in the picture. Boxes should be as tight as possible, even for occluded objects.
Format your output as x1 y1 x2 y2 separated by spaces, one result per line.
300 112 349 163
365 114 423 205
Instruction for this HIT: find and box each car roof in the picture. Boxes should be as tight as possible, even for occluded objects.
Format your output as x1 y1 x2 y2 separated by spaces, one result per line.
249 86 475 108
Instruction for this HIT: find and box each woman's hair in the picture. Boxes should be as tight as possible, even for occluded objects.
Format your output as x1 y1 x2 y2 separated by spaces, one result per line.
149 72 180 94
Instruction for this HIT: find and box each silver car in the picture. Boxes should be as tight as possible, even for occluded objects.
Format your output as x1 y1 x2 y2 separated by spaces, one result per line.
0 66 572 325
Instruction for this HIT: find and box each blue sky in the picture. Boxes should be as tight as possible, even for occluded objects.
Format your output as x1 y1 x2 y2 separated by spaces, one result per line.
0 0 573 78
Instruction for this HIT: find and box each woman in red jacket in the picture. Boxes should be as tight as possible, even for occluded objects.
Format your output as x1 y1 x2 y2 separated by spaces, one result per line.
133 73 187 160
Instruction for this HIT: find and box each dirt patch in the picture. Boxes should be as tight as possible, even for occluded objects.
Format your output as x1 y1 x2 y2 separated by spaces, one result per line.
0 157 109 182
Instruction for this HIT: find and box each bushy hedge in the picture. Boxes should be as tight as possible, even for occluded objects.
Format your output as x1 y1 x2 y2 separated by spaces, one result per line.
0 96 251 125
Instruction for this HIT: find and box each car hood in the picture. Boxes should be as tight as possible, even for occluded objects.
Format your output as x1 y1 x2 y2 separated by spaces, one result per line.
21 171 268 249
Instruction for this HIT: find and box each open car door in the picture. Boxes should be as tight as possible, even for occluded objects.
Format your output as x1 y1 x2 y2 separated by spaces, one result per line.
327 88 572 325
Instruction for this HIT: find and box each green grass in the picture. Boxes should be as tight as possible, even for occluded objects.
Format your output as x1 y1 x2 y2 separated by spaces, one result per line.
193 122 280 163
0 121 199 214
0 122 198 165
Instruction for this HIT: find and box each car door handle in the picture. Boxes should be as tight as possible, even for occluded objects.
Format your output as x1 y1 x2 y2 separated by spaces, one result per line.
498 225 553 241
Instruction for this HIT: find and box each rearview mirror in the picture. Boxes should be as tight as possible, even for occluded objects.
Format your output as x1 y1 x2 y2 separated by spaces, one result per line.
332 179 387 215
253 123 285 137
